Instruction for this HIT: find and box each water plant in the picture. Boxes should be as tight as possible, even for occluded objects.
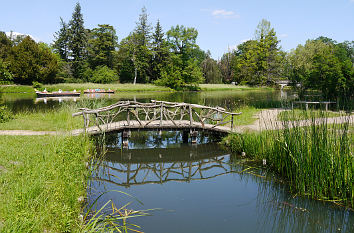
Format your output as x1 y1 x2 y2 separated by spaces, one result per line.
223 110 353 207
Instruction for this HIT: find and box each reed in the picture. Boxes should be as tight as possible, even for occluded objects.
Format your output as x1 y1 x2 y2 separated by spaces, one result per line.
223 110 353 207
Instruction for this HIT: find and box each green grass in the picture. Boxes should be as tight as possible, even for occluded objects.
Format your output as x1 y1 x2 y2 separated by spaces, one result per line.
0 85 35 93
199 84 273 91
43 83 173 92
232 106 262 126
223 112 353 207
278 109 343 121
0 135 92 232
0 104 83 131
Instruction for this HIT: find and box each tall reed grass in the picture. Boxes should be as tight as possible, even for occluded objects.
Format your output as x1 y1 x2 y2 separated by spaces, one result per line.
223 110 353 207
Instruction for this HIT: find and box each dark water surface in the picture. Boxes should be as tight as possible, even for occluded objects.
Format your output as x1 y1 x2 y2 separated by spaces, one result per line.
89 132 353 233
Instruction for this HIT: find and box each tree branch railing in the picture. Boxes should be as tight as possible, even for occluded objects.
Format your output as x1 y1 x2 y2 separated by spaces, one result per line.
73 100 242 132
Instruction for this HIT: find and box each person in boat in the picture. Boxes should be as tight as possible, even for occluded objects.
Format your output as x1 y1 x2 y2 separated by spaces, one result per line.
58 89 62 93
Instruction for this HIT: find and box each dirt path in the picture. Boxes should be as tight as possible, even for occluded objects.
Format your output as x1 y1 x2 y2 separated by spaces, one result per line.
0 110 352 135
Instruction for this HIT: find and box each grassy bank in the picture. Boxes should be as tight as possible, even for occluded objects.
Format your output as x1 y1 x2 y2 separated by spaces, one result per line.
1 83 274 94
0 103 83 131
0 135 92 232
43 83 173 92
223 113 353 207
199 84 273 91
278 109 343 121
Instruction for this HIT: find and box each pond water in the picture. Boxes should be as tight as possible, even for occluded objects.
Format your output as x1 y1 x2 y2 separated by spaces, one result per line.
1 89 352 232
89 131 353 233
0 89 294 113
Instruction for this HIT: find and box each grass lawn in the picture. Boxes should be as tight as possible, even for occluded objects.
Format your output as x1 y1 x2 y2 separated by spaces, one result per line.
278 109 345 121
0 104 83 131
233 106 262 126
199 84 273 91
0 135 91 232
43 83 173 92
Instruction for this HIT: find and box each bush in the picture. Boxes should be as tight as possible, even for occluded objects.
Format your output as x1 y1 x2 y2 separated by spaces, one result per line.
89 66 119 84
0 105 13 123
32 81 42 89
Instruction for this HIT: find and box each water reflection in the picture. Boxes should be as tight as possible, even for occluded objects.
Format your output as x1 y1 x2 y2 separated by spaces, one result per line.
89 133 353 233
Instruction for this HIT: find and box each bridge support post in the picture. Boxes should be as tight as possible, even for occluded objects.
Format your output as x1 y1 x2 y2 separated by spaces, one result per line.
122 130 131 149
190 130 198 144
182 131 189 143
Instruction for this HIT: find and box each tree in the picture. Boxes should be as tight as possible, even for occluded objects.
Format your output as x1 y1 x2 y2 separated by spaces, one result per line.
0 32 12 60
151 20 169 81
218 50 235 83
68 2 88 79
53 18 70 62
155 25 204 89
289 39 353 99
254 19 282 84
201 52 222 84
7 37 58 84
87 24 118 69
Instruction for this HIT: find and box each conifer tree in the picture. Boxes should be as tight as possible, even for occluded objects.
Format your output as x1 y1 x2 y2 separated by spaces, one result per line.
68 2 87 79
53 18 70 61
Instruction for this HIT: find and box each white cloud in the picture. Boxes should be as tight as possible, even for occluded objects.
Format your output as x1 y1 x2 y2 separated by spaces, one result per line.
278 33 288 38
211 9 240 19
5 31 40 42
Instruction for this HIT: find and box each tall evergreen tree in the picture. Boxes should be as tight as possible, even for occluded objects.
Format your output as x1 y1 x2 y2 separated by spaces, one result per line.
151 20 169 81
53 18 70 61
68 2 87 79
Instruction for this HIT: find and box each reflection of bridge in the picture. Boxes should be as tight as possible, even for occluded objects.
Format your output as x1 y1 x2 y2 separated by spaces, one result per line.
93 143 233 187
73 100 242 137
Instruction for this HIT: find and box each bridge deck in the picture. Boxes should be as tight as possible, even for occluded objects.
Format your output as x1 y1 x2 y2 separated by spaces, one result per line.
71 120 232 135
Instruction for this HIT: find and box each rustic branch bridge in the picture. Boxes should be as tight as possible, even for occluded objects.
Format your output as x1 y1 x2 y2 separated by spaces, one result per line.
72 100 242 140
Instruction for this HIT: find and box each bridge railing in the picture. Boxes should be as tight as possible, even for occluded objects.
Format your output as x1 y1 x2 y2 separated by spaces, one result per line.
73 100 242 132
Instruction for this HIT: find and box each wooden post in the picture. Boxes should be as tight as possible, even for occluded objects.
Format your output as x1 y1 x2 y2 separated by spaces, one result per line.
306 103 309 111
190 130 198 144
189 105 193 126
127 109 130 126
160 102 163 126
231 114 234 132
182 130 189 143
122 130 131 149
325 103 328 111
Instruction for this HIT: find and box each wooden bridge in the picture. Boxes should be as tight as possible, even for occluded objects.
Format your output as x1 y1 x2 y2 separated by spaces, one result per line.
72 100 242 137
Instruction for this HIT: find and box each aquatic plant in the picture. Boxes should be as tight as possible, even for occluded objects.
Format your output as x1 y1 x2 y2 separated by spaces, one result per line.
223 110 353 207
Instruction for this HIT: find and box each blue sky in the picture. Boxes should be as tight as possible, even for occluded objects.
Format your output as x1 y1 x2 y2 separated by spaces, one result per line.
1 0 354 59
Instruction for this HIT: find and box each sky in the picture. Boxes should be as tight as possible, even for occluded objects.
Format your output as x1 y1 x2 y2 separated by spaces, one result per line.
1 0 354 59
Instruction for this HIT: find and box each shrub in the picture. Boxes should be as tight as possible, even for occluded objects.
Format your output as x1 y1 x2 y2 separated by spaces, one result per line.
32 81 42 89
0 105 13 123
89 66 119 84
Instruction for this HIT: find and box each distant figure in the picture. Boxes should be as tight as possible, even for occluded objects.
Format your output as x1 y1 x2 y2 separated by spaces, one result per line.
43 88 47 92
58 89 62 93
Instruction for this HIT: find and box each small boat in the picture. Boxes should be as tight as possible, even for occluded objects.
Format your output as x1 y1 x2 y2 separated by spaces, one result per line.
83 88 115 94
35 89 81 98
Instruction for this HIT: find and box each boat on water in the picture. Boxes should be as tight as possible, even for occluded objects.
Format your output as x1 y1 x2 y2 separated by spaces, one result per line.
83 88 115 94
35 89 81 98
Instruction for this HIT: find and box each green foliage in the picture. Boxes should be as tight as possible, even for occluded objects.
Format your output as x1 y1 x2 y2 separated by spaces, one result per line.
32 81 42 89
289 39 354 99
201 53 223 84
233 19 282 85
7 37 58 84
90 65 119 84
223 112 353 207
87 24 118 69
68 2 88 79
53 17 70 62
0 59 12 82
0 105 13 123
